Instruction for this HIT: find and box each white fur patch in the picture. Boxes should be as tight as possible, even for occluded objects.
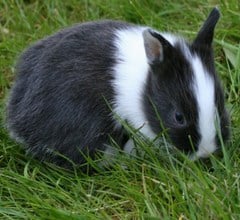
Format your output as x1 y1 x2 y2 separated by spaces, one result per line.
160 32 180 46
123 139 136 155
173 40 217 159
112 29 180 139
191 56 217 158
112 27 217 159
98 145 119 168
112 27 156 140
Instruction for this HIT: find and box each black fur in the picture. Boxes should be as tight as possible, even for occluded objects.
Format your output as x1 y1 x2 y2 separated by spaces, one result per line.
7 21 131 167
6 8 230 168
193 7 220 46
191 7 230 149
144 8 229 153
143 40 200 152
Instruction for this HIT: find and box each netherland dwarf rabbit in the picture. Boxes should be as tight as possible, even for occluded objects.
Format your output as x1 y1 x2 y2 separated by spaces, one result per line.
6 7 230 168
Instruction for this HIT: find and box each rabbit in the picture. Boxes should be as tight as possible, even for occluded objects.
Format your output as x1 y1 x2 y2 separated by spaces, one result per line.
6 7 230 168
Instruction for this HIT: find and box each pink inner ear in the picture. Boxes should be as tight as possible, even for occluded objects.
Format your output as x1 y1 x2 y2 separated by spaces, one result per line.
148 41 161 60
143 29 163 63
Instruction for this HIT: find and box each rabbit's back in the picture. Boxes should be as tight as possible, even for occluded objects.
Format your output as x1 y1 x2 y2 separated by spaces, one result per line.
7 21 132 166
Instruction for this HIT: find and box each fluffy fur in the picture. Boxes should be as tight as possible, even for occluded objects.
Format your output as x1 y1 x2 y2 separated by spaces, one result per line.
6 8 230 168
113 27 156 139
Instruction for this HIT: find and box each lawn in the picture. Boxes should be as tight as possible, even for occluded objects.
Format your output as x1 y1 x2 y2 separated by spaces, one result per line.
0 0 240 219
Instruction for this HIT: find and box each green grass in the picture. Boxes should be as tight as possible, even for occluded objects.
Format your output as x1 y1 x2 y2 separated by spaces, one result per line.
0 0 240 219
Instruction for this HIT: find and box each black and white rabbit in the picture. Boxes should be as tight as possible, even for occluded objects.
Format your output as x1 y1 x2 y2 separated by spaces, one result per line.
6 7 230 167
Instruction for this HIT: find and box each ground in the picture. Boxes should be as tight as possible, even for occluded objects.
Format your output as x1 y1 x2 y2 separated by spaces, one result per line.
0 0 239 219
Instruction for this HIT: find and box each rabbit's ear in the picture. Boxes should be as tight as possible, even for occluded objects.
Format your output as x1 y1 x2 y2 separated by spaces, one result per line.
193 7 220 47
143 29 173 65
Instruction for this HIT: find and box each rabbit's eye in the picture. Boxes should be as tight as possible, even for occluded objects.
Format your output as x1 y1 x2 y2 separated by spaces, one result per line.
174 111 185 126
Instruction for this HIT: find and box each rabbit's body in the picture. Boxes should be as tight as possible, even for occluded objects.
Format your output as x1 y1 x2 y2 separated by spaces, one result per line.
7 21 132 165
6 8 230 167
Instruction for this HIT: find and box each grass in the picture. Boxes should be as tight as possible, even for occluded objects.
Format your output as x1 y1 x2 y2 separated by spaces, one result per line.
0 0 240 219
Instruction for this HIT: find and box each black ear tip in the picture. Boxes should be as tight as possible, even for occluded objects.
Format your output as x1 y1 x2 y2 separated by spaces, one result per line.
193 7 221 46
209 7 221 20
212 6 220 13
